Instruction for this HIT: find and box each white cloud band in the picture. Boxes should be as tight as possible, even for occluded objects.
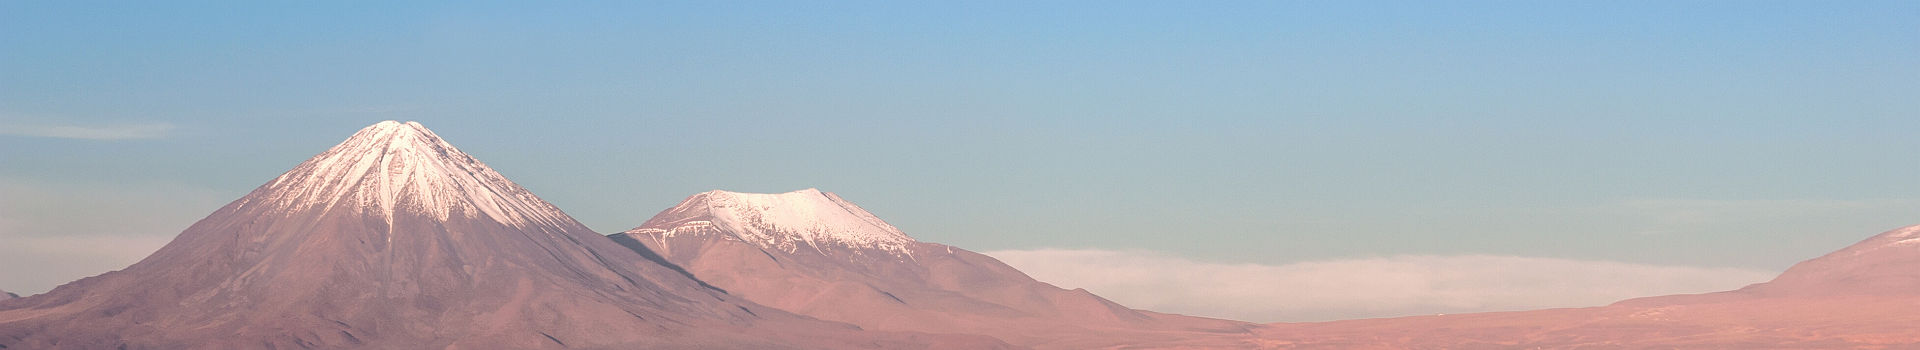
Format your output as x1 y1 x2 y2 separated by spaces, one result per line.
984 249 1775 323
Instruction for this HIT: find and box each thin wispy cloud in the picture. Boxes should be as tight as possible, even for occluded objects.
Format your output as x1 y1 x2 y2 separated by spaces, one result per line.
986 249 1775 323
0 122 175 140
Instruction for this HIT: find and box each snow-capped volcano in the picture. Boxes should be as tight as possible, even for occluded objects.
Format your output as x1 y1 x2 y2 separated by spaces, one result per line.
0 122 1002 349
631 188 917 256
614 189 1253 348
241 120 572 228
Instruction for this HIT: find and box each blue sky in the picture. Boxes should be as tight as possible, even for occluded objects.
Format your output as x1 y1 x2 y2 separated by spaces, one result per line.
2 1 1917 320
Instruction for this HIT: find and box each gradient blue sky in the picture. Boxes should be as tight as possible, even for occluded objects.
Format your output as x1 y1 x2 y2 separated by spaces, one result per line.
2 1 1918 319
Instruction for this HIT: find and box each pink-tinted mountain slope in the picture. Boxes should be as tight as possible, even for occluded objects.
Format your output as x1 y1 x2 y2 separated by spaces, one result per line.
612 189 1255 349
0 121 1006 349
1253 224 1920 349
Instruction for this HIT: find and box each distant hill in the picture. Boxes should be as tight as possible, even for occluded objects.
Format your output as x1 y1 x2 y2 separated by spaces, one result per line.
1255 224 1920 348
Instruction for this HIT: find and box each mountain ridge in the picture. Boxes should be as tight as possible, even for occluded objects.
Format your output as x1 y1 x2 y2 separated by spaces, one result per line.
0 121 1007 349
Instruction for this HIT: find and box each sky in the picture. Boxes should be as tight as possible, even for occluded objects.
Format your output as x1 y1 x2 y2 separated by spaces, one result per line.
2 1 1917 322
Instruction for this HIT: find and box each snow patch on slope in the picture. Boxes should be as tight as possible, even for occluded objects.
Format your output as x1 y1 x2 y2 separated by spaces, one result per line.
237 121 573 229
1831 224 1920 254
631 189 917 255
1882 225 1920 246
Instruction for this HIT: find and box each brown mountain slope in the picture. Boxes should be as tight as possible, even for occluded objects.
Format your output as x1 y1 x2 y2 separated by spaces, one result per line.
0 121 1006 349
611 189 1255 349
1253 224 1920 349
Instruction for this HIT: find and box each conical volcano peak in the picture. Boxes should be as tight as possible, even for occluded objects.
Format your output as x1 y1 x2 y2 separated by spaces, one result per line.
242 120 573 229
345 120 438 151
629 188 917 255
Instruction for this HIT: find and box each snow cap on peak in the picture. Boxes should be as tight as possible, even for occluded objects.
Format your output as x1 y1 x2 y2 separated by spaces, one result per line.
351 120 437 145
240 120 576 229
360 120 425 133
632 188 917 254
704 187 826 199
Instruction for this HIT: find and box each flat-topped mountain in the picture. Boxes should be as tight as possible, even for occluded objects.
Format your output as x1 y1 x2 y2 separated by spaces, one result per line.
0 121 1004 349
614 188 1254 349
631 189 917 260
